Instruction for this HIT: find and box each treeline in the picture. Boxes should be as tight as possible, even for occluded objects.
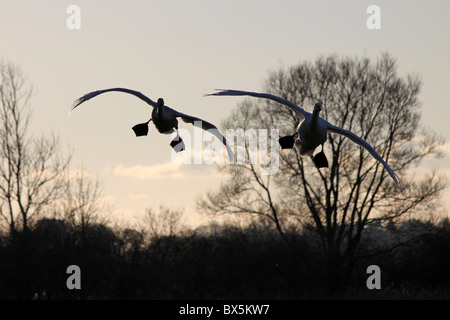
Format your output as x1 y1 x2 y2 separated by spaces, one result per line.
0 216 449 299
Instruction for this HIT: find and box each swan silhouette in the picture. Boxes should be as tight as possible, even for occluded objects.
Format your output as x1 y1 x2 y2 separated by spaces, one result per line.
206 89 402 193
71 87 233 161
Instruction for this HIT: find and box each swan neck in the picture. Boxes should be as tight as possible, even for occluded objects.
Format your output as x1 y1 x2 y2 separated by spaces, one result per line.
311 110 320 126
157 104 164 116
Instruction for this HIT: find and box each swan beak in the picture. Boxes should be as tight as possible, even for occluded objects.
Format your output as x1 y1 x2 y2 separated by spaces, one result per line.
170 137 185 152
279 135 295 149
132 123 149 137
312 151 328 169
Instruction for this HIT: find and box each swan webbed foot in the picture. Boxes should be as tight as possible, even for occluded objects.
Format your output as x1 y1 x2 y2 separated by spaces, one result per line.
170 136 185 152
132 118 152 137
132 122 149 137
312 151 328 169
279 135 296 149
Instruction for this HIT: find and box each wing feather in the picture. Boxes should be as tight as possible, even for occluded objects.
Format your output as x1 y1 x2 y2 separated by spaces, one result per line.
71 87 157 110
327 124 402 193
174 110 234 162
206 89 309 119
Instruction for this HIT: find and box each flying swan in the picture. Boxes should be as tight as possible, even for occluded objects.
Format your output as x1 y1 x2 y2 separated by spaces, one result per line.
206 89 402 193
71 87 234 161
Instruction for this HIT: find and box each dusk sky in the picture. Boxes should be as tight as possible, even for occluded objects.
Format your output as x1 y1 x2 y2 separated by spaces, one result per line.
1 0 449 226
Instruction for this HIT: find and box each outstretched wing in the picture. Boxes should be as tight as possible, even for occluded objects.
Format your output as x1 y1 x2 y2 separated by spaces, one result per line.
173 109 234 162
71 87 157 110
327 124 403 193
206 89 309 120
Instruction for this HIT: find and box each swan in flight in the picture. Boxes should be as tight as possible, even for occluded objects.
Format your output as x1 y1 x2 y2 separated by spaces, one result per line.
71 87 234 161
206 89 402 193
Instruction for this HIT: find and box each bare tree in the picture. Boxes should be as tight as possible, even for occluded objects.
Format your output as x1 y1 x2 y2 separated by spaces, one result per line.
0 60 71 234
57 168 111 233
142 205 184 242
199 54 447 289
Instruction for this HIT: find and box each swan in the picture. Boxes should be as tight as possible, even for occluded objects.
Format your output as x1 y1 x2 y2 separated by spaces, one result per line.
206 89 402 193
71 87 234 161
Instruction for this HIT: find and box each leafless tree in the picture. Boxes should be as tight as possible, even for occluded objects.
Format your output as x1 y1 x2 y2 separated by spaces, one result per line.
142 205 184 242
0 60 71 234
57 168 111 233
199 54 447 289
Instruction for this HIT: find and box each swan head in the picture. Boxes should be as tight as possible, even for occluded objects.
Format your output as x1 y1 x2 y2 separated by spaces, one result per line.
314 102 322 112
157 98 165 106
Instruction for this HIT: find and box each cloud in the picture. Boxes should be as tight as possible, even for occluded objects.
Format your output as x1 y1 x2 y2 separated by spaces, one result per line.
439 141 450 159
127 193 149 200
113 161 221 180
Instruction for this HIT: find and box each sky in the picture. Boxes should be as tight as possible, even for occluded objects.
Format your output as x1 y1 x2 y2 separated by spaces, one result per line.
1 0 449 226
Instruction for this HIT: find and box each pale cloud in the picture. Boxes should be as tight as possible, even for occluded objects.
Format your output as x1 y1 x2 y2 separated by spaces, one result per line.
114 162 183 180
127 193 149 200
440 141 450 159
112 145 227 180
113 161 221 180
99 195 116 203
405 140 450 179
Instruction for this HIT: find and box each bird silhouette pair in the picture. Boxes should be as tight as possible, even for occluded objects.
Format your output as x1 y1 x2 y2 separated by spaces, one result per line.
71 87 402 193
